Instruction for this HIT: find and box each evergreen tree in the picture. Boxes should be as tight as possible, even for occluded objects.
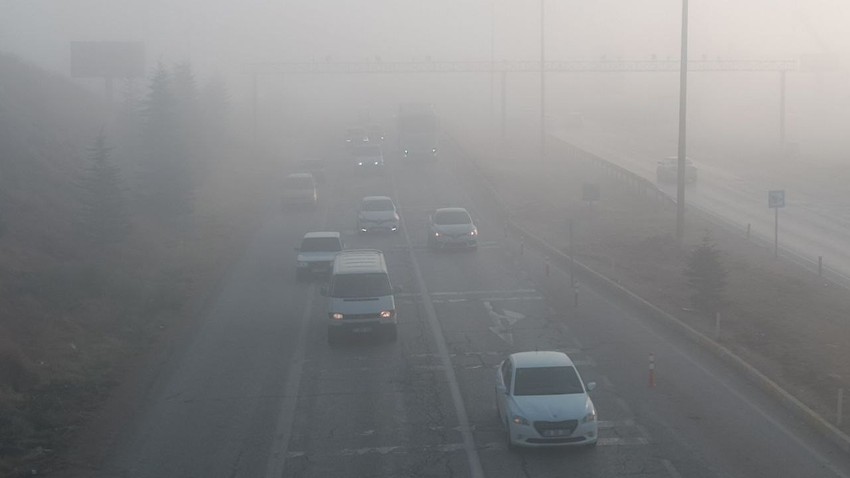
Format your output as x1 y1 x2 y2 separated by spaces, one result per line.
139 62 194 223
78 133 130 245
684 234 728 314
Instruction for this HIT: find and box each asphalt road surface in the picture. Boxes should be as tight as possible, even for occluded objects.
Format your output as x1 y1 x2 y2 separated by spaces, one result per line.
89 132 850 478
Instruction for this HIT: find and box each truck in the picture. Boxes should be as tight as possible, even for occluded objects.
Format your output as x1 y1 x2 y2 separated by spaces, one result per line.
397 103 438 161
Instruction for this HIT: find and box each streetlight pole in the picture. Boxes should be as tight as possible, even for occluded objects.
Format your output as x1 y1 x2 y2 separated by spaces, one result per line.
540 0 546 162
490 0 496 143
676 0 689 242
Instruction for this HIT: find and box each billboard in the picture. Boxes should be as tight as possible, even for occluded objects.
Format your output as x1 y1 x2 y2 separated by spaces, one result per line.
70 41 145 78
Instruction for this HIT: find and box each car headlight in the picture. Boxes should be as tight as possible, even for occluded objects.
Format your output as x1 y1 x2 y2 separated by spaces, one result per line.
512 415 530 426
380 310 394 318
404 149 409 155
331 313 344 320
374 161 380 165
358 161 364 166
582 403 597 423
434 231 441 237
469 228 478 236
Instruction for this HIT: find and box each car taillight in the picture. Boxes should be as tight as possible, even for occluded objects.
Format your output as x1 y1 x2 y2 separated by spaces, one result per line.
331 313 344 320
380 310 394 319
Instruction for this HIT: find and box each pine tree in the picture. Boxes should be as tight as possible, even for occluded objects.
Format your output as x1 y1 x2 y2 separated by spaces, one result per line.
139 62 194 223
78 133 130 246
684 235 728 314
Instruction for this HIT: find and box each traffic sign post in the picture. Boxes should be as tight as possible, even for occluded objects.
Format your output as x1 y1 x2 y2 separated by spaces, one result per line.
768 190 785 258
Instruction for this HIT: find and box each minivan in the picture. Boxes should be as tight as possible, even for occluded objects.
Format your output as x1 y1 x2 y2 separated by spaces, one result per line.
322 250 398 344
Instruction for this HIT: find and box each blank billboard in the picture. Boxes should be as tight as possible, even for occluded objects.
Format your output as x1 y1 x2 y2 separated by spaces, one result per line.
70 41 146 78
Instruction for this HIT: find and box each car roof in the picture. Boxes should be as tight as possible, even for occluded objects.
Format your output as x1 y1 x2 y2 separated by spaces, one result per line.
362 196 393 202
510 351 574 368
333 250 387 274
435 207 470 215
303 231 341 240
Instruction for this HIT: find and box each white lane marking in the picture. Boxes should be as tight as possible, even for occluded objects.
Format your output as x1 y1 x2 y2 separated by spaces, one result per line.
485 300 524 345
597 437 650 446
263 283 314 478
396 289 538 298
393 176 485 478
284 436 650 459
662 458 683 478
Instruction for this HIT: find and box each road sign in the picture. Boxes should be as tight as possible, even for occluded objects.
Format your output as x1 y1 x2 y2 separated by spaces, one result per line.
768 190 785 208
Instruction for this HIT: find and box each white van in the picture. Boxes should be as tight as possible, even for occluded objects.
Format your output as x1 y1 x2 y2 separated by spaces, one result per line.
322 250 398 344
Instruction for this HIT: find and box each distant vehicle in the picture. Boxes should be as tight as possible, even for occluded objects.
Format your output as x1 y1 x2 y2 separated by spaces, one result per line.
656 156 698 184
397 103 438 161
357 196 400 233
322 250 399 343
367 124 385 144
427 207 478 249
295 232 343 281
352 144 384 171
496 351 598 448
281 173 317 208
345 127 369 150
295 158 326 183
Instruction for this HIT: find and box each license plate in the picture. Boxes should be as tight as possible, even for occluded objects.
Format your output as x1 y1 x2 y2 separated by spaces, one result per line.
352 327 373 333
543 429 569 437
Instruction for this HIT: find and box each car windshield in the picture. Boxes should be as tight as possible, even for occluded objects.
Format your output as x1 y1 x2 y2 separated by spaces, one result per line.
434 210 471 225
353 145 381 156
284 176 313 188
330 273 391 298
362 199 394 212
300 237 341 252
513 366 584 396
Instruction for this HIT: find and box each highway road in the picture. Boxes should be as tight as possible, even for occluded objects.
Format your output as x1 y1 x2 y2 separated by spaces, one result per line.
84 128 850 477
550 119 850 284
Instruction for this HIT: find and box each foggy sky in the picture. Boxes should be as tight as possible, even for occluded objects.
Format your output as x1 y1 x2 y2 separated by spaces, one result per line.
2 0 850 80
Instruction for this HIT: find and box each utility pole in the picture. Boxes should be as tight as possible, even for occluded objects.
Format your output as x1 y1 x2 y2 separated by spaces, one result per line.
490 0 496 141
676 0 689 242
540 0 546 162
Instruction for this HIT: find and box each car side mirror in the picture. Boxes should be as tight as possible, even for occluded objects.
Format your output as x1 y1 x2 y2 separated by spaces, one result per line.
319 286 328 296
586 382 596 392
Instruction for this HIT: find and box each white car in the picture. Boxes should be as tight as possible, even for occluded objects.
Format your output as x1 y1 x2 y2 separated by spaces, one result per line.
282 173 317 208
496 351 598 448
427 207 478 249
295 232 344 281
357 196 400 233
656 156 698 184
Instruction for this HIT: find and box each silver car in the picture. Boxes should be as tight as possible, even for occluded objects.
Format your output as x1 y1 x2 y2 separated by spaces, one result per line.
357 196 400 233
352 145 384 171
427 207 478 249
295 232 343 281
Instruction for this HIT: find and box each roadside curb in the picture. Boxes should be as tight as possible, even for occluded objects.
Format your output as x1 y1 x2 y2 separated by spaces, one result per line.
451 133 850 455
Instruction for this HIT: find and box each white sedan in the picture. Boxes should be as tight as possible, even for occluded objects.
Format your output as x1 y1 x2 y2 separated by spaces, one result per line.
496 351 598 448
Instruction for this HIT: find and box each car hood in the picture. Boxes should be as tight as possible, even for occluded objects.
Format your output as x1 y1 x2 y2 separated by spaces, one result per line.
433 223 474 235
510 394 589 421
297 251 339 263
360 211 398 222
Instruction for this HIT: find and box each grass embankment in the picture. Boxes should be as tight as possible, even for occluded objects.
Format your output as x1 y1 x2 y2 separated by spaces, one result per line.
0 54 276 476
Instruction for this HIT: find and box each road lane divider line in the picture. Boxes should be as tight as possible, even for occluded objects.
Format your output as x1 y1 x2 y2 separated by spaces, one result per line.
263 282 315 478
392 170 485 478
